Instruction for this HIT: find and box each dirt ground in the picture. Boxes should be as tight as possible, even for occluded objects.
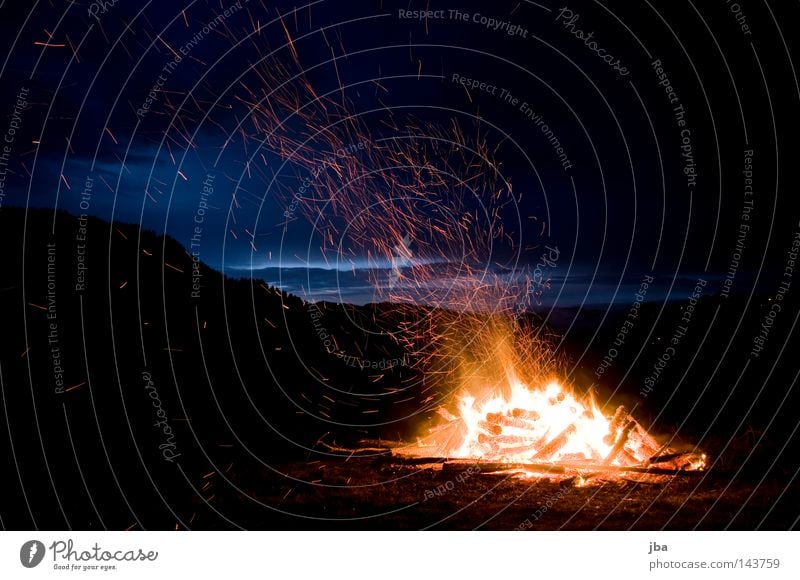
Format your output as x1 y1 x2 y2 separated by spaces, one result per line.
192 455 800 530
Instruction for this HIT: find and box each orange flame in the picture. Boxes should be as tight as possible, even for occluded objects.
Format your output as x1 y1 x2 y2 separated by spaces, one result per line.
407 371 707 475
454 377 615 464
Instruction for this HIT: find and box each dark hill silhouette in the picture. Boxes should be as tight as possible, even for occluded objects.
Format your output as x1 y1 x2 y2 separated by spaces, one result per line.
0 207 432 528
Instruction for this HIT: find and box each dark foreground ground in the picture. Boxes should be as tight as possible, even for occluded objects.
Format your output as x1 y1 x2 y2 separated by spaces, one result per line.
178 453 800 530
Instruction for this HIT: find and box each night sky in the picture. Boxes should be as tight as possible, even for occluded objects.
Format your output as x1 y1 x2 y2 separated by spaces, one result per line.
1 0 797 307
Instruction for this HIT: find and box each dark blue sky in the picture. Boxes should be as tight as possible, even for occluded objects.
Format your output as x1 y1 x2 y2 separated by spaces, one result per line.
1 0 795 309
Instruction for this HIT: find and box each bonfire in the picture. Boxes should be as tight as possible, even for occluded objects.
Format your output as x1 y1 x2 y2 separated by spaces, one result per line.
398 373 707 480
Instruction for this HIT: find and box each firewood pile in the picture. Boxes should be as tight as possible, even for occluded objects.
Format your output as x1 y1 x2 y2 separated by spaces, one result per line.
396 403 707 478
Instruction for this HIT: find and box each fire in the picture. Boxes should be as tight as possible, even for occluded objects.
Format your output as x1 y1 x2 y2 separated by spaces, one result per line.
405 366 706 474
383 310 708 476
452 375 657 466
455 378 614 463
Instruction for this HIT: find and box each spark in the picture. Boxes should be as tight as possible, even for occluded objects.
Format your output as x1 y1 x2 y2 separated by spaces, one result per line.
64 382 86 393
157 36 182 61
104 127 118 144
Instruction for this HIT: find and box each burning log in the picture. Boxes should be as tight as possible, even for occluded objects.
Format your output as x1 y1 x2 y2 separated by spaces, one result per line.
476 438 547 459
511 408 540 421
648 451 687 464
587 448 604 462
471 462 705 477
478 433 538 446
436 407 459 422
627 422 660 457
485 412 538 430
604 421 635 465
452 462 566 475
560 452 593 463
317 441 393 457
408 456 705 477
478 421 503 436
532 424 577 460
497 445 550 457
648 442 670 461
618 450 638 466
648 451 706 470
601 407 661 462
603 405 629 445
